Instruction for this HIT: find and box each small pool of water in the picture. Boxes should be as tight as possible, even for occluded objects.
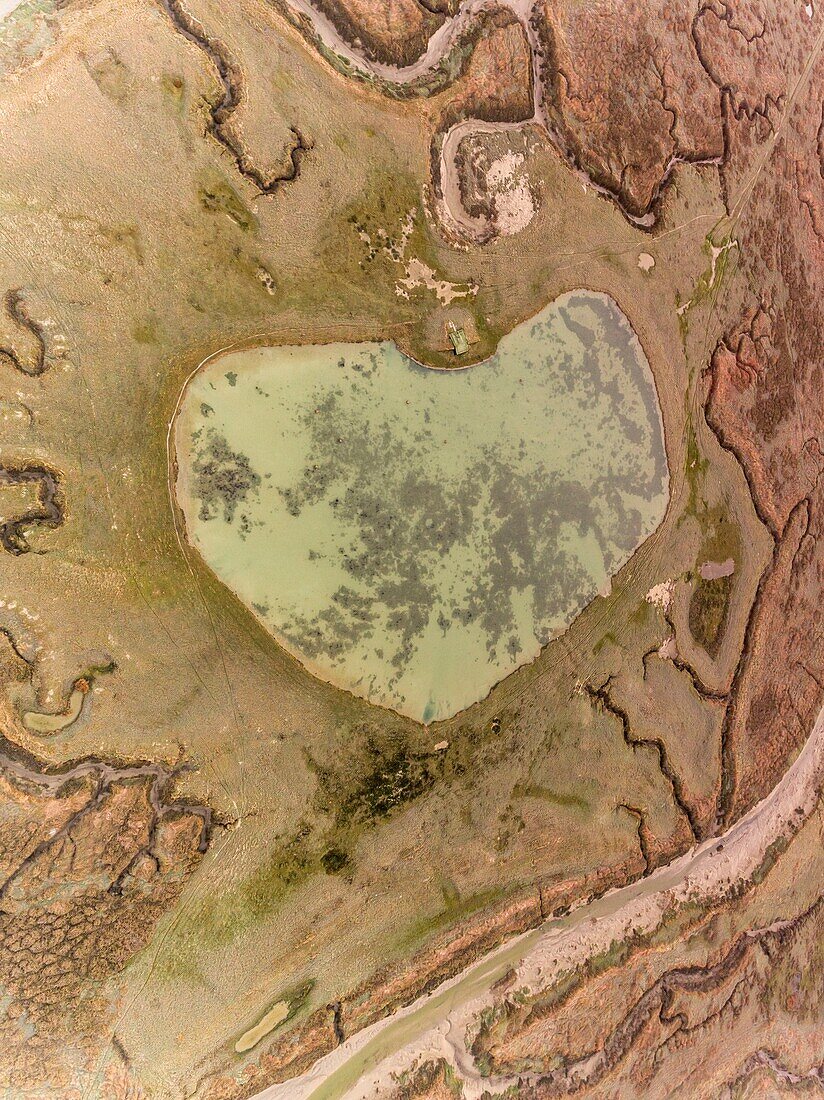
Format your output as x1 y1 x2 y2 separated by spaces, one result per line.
174 291 668 722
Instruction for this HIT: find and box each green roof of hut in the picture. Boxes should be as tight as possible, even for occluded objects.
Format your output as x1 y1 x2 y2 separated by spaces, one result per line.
448 325 469 355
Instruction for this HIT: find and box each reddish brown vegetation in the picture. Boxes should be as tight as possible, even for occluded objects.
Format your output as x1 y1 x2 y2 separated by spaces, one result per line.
538 0 723 217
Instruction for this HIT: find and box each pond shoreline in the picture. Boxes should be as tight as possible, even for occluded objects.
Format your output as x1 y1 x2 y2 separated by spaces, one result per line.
169 290 669 725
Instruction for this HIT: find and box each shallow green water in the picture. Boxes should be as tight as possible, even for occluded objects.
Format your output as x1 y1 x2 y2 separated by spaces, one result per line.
175 292 667 722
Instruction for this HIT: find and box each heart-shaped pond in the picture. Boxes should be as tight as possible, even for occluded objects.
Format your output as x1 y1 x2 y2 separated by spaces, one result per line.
174 291 668 723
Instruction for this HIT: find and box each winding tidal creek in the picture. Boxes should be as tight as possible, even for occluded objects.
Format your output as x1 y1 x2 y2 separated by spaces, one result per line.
173 292 668 722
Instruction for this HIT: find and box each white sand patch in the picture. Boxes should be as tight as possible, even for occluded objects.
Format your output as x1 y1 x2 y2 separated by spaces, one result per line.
486 150 522 189
495 179 535 236
678 237 737 318
638 252 655 272
396 258 478 306
645 579 674 613
486 151 535 237
707 238 737 287
657 634 677 659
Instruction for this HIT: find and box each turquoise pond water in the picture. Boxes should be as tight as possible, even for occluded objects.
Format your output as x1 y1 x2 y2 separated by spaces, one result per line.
174 291 668 722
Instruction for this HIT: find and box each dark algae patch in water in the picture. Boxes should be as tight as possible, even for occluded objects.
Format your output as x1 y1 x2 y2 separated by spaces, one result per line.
190 428 261 525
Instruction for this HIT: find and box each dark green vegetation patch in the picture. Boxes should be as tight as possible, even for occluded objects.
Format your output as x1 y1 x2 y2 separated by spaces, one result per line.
689 573 732 656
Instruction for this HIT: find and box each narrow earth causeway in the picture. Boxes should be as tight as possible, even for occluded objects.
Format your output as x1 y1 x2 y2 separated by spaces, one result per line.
174 291 668 722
